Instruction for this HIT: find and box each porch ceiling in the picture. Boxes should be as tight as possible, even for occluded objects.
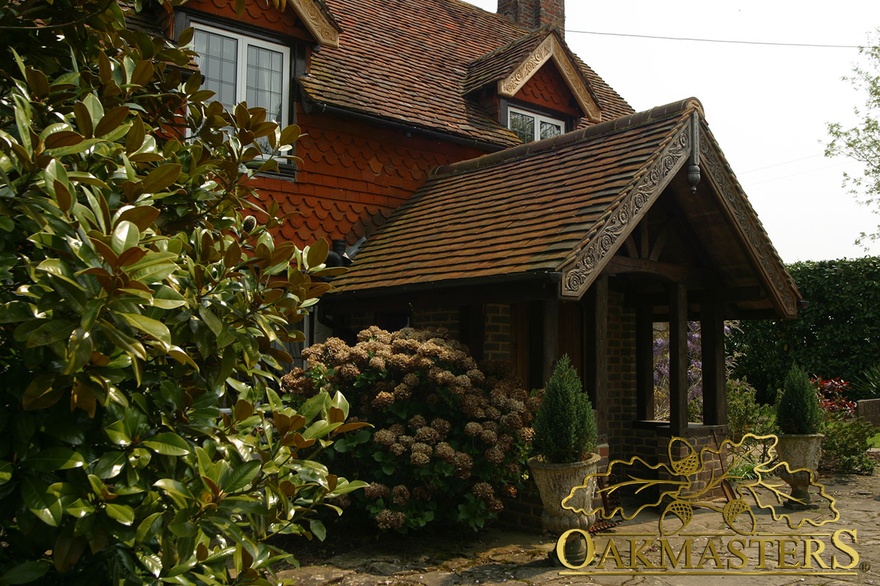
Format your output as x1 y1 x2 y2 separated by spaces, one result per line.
329 98 800 319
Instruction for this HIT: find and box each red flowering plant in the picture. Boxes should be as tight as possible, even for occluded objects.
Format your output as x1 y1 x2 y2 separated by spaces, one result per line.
813 376 877 474
281 327 539 532
814 377 857 417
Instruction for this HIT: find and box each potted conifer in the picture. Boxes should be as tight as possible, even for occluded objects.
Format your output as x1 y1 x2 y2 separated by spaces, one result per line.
528 355 600 533
775 364 824 509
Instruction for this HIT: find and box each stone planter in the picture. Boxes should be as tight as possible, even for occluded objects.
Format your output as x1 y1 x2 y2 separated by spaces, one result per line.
775 433 823 509
527 452 601 534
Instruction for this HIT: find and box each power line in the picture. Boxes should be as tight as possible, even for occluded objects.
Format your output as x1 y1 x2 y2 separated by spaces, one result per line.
566 29 875 49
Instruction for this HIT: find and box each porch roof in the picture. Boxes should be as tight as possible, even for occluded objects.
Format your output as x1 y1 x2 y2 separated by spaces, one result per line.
330 98 800 319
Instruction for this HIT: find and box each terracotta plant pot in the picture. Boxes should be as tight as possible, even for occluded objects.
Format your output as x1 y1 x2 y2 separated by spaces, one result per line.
528 452 601 534
775 433 823 509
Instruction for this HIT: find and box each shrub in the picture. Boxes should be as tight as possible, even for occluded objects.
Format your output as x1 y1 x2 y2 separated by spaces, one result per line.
820 413 877 475
532 355 597 463
851 364 880 400
728 258 880 403
815 377 858 416
776 365 823 434
727 378 775 441
0 1 364 581
814 377 877 474
281 327 538 532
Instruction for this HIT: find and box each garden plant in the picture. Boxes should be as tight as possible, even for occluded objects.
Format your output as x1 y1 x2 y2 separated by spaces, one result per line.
282 327 539 533
0 0 365 582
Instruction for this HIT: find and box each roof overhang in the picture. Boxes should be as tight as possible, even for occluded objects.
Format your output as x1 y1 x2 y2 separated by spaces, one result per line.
559 105 799 318
329 99 799 320
497 33 601 123
288 0 340 48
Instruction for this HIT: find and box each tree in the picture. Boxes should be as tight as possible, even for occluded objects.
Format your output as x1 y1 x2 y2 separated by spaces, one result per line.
0 0 364 582
826 30 880 246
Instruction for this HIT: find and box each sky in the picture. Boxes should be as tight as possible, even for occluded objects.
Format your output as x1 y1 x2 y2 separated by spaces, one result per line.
466 0 880 263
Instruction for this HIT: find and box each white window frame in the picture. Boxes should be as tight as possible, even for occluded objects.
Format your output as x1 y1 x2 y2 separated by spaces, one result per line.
191 22 291 129
507 106 565 143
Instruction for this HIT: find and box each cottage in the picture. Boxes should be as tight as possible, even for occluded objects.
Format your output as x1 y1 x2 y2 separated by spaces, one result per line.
159 0 800 483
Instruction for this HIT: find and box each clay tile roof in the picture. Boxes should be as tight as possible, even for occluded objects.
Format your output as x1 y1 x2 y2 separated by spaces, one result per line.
302 0 633 146
332 97 800 317
333 100 699 294
463 28 550 94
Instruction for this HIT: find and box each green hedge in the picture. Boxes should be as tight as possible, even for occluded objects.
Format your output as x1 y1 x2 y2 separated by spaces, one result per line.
729 257 880 402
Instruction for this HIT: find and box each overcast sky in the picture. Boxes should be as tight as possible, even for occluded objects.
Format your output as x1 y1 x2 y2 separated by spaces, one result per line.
466 0 880 263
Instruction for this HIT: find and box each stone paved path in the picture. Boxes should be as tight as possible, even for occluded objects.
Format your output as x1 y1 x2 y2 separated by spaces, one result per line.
278 471 880 586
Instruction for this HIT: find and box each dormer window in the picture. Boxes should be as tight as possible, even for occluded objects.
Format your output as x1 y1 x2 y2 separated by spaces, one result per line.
508 107 564 143
191 23 290 129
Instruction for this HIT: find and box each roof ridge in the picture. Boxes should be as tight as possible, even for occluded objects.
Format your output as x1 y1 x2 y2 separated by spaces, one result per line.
431 97 703 178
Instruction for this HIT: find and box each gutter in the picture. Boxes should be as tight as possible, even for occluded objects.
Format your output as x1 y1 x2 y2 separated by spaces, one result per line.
323 270 564 305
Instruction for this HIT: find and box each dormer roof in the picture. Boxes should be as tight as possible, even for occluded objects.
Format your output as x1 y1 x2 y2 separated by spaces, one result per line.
300 0 633 147
465 28 601 123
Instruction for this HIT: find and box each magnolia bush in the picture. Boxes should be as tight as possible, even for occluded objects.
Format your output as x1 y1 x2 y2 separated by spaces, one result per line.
282 327 539 532
0 0 364 582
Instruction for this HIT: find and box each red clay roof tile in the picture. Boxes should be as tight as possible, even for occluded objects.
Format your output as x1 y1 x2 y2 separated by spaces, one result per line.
333 100 698 292
302 0 633 147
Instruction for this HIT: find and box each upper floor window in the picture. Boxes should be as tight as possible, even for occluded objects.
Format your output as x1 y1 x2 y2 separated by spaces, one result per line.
508 107 564 143
192 23 290 130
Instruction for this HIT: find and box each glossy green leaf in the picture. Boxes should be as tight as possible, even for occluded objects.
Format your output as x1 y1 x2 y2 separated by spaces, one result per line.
27 447 85 472
21 475 62 527
21 374 64 411
104 420 131 446
93 451 127 479
25 318 75 348
0 461 13 485
99 319 146 360
63 498 94 519
141 163 181 194
309 519 326 542
135 511 163 544
1 561 51 584
94 105 130 138
154 479 195 509
110 220 140 256
304 238 329 269
105 503 135 526
220 460 260 493
117 312 171 347
116 205 160 232
65 327 94 374
142 432 190 456
81 94 104 131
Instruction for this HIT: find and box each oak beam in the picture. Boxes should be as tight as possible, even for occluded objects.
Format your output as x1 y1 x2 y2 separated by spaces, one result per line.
701 299 727 426
668 283 689 435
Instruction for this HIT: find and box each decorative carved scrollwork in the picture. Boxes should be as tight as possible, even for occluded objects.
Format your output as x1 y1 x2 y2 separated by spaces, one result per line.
498 35 601 122
292 0 339 47
562 124 692 297
499 36 553 96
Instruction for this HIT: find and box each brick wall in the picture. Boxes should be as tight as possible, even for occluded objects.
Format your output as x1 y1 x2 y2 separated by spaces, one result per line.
484 304 513 363
411 307 460 339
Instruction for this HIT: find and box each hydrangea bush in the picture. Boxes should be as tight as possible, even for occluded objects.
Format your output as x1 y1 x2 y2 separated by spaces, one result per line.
281 327 539 532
